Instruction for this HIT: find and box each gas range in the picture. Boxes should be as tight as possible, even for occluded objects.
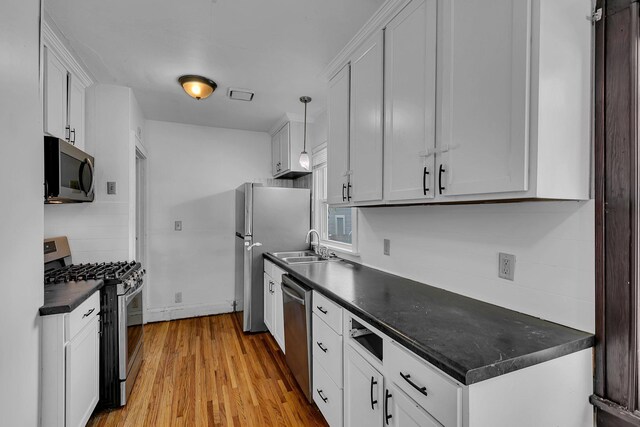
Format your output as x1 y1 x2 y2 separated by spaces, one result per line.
44 236 146 408
44 261 145 295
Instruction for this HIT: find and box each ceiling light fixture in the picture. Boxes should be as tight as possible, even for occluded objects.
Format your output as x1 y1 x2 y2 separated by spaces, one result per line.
299 96 312 171
178 75 217 100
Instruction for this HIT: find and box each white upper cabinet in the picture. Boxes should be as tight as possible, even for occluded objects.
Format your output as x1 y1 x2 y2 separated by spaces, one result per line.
44 46 68 141
383 0 437 202
271 120 310 178
437 0 531 197
350 31 384 203
68 74 85 149
42 20 92 150
325 0 591 206
327 64 351 205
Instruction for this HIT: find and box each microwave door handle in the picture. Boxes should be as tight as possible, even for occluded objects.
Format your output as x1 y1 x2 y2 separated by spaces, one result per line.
85 157 95 196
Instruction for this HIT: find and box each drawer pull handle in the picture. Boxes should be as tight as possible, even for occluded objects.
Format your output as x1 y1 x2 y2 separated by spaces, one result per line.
316 305 328 314
317 389 328 403
385 389 392 424
370 376 378 409
400 372 428 396
82 308 95 318
316 341 328 353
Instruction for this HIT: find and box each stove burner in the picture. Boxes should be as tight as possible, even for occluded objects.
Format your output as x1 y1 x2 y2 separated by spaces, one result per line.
44 261 139 285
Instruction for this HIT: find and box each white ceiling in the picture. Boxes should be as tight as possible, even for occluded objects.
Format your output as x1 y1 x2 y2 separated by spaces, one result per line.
44 0 385 132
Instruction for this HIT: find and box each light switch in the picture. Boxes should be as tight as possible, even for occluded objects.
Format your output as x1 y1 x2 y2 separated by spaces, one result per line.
107 182 117 195
175 221 182 231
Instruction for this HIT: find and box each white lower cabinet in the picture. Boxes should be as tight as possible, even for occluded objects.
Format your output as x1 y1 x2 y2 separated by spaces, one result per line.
263 261 285 352
65 316 100 427
344 345 384 426
386 384 441 427
308 307 591 427
41 291 101 427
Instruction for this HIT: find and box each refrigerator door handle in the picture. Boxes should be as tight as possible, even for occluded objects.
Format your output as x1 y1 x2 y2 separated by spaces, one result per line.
246 242 263 251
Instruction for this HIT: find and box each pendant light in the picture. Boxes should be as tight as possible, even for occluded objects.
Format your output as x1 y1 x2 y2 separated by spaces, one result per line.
299 96 312 170
178 75 217 100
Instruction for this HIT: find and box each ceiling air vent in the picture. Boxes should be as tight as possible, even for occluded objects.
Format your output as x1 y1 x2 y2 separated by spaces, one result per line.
227 88 255 101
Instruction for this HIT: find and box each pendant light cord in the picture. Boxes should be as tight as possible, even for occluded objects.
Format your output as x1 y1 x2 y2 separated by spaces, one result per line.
303 101 307 152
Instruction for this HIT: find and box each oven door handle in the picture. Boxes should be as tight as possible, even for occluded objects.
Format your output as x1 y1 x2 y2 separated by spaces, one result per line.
125 283 144 304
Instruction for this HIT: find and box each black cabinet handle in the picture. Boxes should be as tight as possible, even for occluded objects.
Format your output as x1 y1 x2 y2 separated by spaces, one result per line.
317 389 328 403
400 372 428 396
342 184 346 201
438 164 446 195
347 183 352 201
269 281 275 294
316 305 328 314
385 389 392 424
316 342 328 353
70 128 76 144
65 125 70 141
82 308 95 318
370 376 378 409
423 167 430 195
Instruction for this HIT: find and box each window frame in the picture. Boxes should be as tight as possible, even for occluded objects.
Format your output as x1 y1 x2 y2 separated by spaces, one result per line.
311 144 358 255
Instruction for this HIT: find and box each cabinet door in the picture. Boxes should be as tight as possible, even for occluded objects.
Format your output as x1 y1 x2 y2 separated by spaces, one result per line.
272 133 281 175
327 64 351 205
65 317 99 427
384 0 437 201
44 46 68 140
437 0 531 197
350 31 384 203
68 75 85 150
386 384 441 427
344 345 384 427
273 278 285 352
279 122 291 173
263 273 274 333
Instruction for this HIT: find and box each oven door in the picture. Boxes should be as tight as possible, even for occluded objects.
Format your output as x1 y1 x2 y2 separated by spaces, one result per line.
118 284 144 381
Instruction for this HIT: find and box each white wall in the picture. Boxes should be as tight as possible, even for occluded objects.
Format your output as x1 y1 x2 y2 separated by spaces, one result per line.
355 201 594 332
0 0 44 425
44 84 144 263
145 120 271 321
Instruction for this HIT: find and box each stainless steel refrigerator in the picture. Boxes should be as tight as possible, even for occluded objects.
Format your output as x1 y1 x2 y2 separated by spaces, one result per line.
234 183 310 332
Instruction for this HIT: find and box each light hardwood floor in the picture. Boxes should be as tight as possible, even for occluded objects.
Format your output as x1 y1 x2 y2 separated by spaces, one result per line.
88 313 328 427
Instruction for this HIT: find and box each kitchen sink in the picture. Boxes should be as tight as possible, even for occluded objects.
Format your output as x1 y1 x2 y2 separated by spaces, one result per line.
272 251 316 259
271 251 341 264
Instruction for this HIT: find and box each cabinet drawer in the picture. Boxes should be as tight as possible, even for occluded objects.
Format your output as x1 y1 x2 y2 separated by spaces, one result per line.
313 292 343 335
313 361 343 427
264 259 274 278
385 341 461 427
272 265 286 283
66 291 100 341
312 313 343 386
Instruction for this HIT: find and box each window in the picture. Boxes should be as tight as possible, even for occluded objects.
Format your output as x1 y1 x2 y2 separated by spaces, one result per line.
312 145 357 253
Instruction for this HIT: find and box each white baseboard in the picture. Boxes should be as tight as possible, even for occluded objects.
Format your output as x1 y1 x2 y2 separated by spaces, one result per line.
145 302 234 323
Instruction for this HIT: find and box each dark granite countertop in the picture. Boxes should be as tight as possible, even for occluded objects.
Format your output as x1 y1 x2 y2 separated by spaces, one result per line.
40 280 104 315
264 253 594 385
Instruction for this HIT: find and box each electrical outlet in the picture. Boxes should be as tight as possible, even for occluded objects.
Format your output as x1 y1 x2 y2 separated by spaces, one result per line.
175 292 182 303
174 220 182 231
107 182 117 195
498 253 516 281
384 239 391 256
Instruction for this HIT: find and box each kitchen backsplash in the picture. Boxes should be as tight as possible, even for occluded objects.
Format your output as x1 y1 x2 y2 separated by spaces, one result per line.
350 200 594 332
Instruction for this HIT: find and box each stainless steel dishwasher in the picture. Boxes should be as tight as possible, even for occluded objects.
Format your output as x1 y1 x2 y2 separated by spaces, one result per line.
281 274 313 402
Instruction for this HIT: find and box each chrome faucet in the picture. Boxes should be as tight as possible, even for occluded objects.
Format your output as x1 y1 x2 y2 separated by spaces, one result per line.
306 229 329 258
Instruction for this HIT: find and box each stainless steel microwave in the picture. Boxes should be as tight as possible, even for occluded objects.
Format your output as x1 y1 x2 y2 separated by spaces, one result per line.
44 136 95 204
